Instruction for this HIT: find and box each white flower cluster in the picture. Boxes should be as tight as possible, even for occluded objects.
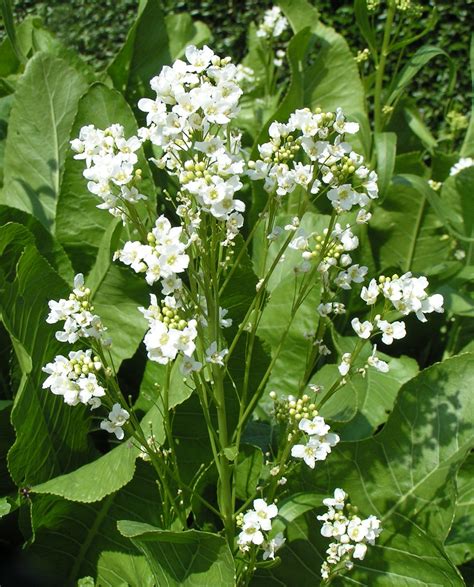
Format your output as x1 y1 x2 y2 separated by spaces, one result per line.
42 349 104 408
318 489 382 581
449 156 474 176
361 273 444 323
139 294 198 366
248 108 377 216
138 45 246 225
291 415 340 469
46 274 108 344
351 315 406 345
116 215 189 289
100 403 130 440
71 124 145 219
237 499 284 560
256 6 289 39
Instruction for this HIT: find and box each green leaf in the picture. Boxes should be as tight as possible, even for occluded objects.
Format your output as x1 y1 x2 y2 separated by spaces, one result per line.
0 52 88 230
441 167 474 244
118 521 235 586
108 0 171 104
92 264 148 367
278 0 319 34
0 496 11 518
400 172 474 244
31 359 193 503
374 132 397 199
0 206 73 283
0 0 25 63
304 22 366 121
0 94 13 186
56 82 154 275
404 103 437 152
28 462 158 585
261 354 473 585
354 0 377 55
2 244 93 486
369 180 451 273
313 354 474 541
314 353 419 440
445 452 474 565
386 45 456 111
235 444 263 501
31 440 138 503
165 13 211 60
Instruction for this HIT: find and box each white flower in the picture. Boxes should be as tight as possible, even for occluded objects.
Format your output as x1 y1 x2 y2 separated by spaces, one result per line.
351 317 373 339
205 342 228 366
361 279 379 305
338 352 352 376
252 498 278 531
323 488 347 510
375 317 406 345
100 403 130 440
299 416 330 436
367 345 389 373
238 520 264 546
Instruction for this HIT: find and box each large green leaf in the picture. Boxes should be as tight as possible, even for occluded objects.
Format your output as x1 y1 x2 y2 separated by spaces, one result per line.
56 82 155 275
445 452 474 565
304 22 366 120
2 244 93 486
314 353 419 441
92 263 148 367
441 167 474 244
0 206 73 283
369 180 451 273
118 521 235 586
31 360 192 503
165 13 211 60
386 45 456 112
107 0 171 104
0 52 88 230
278 0 319 34
259 354 473 585
0 94 12 187
28 462 158 585
258 271 320 394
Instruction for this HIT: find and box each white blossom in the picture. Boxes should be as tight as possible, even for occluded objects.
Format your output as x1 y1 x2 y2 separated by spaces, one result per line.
100 403 130 440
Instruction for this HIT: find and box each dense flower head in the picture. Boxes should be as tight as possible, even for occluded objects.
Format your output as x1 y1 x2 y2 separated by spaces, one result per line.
71 123 145 220
361 272 444 322
46 274 108 344
139 294 198 365
248 107 377 218
42 349 104 408
137 45 247 224
116 214 189 289
318 489 382 581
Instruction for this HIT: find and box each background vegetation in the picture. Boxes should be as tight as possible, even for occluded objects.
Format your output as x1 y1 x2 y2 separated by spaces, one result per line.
2 0 472 128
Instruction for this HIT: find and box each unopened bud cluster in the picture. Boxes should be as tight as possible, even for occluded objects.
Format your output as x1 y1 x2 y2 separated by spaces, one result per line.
270 392 318 426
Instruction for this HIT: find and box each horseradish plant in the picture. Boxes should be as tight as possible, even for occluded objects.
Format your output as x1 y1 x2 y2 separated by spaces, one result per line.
42 44 443 584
